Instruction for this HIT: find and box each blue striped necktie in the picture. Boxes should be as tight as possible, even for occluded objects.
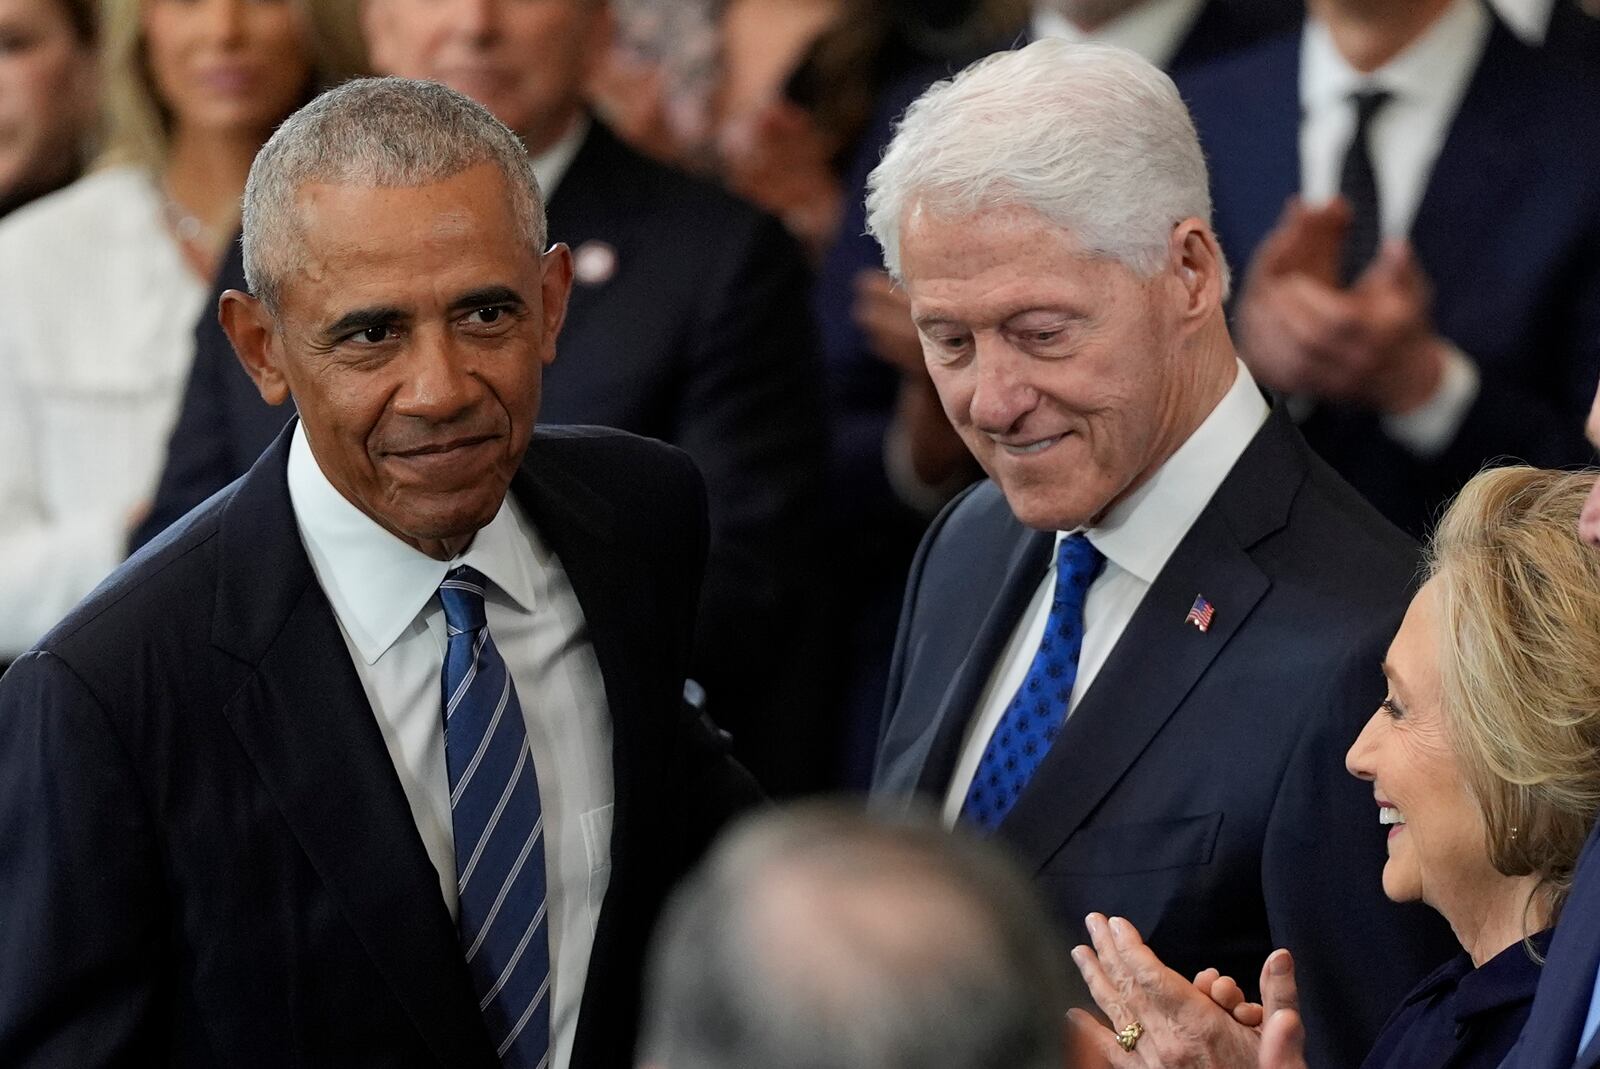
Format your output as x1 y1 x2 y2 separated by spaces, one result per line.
961 534 1105 832
439 566 551 1068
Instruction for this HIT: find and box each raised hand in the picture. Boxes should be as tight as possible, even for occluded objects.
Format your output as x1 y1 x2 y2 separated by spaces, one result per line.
1237 195 1451 415
1068 913 1262 1069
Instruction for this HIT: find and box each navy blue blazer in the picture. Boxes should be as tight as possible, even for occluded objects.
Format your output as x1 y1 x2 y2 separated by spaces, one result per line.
871 409 1456 1069
0 424 757 1067
130 120 833 794
1500 824 1600 1069
1177 20 1600 536
1362 932 1550 1069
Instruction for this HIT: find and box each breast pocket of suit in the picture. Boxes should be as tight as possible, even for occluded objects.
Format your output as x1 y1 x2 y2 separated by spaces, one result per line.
1046 812 1224 876
580 803 614 923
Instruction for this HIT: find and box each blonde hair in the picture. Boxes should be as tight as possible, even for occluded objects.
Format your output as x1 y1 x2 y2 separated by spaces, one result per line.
1430 466 1600 920
98 0 368 172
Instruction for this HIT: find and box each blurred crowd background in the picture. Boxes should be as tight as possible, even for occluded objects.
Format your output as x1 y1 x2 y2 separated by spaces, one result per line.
1 0 1596 798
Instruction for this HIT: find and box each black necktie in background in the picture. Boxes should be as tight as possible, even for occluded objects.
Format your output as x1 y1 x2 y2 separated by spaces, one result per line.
1339 88 1392 287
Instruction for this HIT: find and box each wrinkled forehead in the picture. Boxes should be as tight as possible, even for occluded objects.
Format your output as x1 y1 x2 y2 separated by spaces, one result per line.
272 171 536 314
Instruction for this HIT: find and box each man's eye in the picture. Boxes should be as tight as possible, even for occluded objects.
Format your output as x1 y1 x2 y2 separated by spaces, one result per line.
355 326 391 344
466 306 508 326
924 334 970 363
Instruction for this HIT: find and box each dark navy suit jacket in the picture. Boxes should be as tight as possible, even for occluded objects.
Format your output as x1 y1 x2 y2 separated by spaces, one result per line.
131 120 832 793
0 424 757 1067
871 410 1456 1069
1500 824 1600 1069
1178 20 1600 536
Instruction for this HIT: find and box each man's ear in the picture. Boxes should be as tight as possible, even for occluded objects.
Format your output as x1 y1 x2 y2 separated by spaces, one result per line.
1169 218 1227 321
219 290 292 407
537 243 575 367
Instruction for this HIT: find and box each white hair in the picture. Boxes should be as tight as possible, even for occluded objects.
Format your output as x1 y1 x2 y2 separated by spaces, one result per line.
241 77 547 313
865 39 1228 293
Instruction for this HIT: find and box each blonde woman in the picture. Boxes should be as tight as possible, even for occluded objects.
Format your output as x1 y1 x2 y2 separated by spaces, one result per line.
1070 466 1600 1069
0 0 361 659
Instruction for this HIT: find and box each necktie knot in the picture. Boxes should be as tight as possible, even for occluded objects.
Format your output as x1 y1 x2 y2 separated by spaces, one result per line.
1056 533 1105 597
1350 88 1392 127
439 565 489 636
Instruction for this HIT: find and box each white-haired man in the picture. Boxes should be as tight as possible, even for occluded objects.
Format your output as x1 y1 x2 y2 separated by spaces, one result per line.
867 39 1454 1069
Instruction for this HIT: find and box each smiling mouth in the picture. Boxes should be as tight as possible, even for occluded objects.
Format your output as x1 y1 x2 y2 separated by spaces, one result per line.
995 433 1067 457
1379 805 1407 827
388 435 498 460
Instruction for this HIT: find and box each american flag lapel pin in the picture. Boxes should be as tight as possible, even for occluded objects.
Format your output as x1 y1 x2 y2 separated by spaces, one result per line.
1185 595 1215 633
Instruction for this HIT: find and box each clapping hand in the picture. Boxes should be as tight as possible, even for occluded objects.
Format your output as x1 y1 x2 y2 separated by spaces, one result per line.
1067 913 1307 1069
1237 197 1450 415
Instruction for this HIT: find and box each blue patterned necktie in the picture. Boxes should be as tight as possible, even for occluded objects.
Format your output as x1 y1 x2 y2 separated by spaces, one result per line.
961 534 1105 832
439 566 551 1068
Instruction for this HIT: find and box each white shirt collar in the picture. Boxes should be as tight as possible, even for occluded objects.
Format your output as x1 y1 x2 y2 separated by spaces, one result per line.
1301 0 1488 117
1031 0 1206 67
531 116 589 203
1067 359 1269 583
1488 0 1554 43
286 423 542 665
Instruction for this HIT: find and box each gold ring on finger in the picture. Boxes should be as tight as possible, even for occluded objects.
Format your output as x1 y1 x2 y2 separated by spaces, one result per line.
1116 1020 1144 1053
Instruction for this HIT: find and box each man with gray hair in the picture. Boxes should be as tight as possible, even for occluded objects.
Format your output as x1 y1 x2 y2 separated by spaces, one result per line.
638 803 1079 1069
867 39 1453 1068
0 78 754 1068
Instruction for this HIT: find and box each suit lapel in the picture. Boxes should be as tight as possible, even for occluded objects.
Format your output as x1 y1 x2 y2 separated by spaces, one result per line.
209 427 495 1067
912 528 1055 796
997 413 1300 871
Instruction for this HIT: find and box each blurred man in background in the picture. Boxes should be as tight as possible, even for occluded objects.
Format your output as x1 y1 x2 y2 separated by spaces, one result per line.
638 803 1081 1069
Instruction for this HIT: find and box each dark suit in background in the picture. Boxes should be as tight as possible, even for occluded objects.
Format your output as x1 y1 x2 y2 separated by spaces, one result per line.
132 120 833 794
1 425 756 1067
1178 20 1600 536
815 0 1303 784
872 411 1455 1069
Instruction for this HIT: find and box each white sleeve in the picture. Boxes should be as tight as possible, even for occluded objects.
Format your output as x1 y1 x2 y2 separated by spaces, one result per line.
1380 344 1481 458
0 327 127 659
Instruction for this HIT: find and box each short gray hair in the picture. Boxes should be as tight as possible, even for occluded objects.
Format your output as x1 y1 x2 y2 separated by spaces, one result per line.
242 77 547 313
865 39 1226 292
639 802 1070 1069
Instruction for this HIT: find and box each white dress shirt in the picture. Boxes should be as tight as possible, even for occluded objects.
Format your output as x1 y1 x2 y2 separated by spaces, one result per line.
0 166 208 657
1031 0 1207 67
943 360 1269 822
1298 0 1489 455
287 425 612 1069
